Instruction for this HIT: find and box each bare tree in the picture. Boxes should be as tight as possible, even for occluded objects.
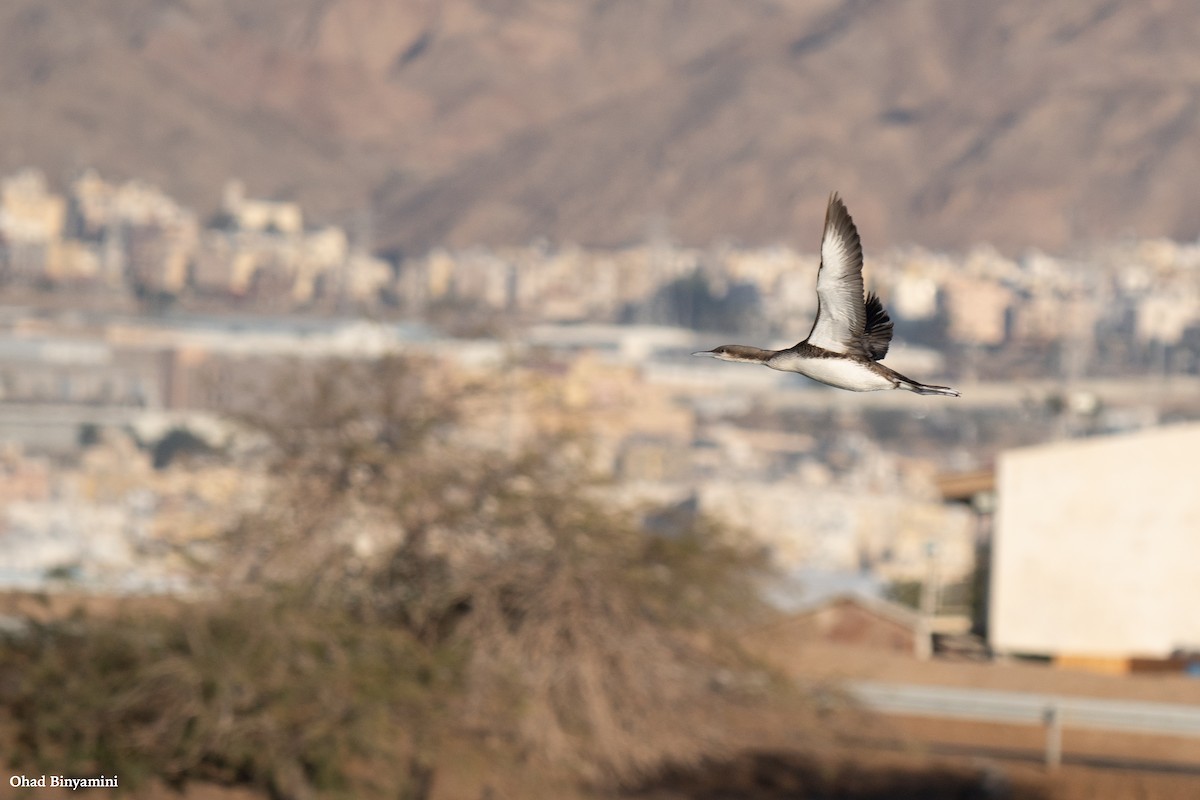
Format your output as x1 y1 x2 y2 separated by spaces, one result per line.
218 355 773 785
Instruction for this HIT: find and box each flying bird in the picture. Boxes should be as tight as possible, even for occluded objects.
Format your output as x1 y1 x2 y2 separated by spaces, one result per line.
693 193 960 397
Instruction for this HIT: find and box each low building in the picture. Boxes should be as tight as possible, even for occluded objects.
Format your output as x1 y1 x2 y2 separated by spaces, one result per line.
990 423 1200 673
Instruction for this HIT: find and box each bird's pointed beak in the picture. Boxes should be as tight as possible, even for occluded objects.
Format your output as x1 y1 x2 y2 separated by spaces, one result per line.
692 350 719 358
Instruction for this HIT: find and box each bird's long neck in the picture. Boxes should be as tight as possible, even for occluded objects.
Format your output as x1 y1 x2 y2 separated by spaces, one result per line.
718 345 777 364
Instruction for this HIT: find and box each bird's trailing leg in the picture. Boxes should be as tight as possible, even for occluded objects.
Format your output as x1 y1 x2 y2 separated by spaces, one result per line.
896 378 960 397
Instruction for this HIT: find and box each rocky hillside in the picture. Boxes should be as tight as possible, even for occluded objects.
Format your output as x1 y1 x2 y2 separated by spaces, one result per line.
3 0 1198 254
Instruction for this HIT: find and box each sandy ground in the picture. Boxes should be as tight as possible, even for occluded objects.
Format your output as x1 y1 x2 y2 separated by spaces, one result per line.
742 637 1200 798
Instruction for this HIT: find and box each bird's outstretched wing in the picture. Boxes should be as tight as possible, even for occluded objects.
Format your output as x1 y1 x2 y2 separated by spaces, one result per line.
802 193 867 354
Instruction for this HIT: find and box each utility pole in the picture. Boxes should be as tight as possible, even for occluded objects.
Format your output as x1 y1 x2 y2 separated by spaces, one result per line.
920 540 940 618
1043 704 1063 770
918 541 939 660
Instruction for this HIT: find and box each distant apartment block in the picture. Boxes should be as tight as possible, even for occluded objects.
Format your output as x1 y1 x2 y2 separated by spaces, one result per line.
220 180 303 235
0 169 398 305
1 169 66 242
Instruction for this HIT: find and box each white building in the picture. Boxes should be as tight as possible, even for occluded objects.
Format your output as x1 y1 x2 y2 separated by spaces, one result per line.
990 424 1200 666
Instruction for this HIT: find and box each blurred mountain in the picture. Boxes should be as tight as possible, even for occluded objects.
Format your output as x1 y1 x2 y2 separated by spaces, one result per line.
3 0 1199 254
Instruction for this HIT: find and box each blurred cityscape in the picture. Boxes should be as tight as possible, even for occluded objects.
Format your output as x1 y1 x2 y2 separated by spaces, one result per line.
5 2 1200 795
1 164 1198 643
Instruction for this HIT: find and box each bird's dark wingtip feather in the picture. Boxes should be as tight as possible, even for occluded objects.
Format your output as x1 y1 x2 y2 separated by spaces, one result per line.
825 191 844 226
823 192 862 264
824 192 856 236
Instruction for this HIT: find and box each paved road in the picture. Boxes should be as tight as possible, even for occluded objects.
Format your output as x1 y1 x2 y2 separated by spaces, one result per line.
847 680 1200 738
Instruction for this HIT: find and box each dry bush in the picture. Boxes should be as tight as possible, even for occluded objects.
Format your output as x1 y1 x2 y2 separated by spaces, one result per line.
0 598 455 799
456 493 767 783
216 356 777 784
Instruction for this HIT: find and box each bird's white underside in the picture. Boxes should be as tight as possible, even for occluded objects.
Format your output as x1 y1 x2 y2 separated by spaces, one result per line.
766 352 893 391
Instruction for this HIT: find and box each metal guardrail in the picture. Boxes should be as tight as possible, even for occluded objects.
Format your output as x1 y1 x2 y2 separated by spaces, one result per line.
847 679 1200 766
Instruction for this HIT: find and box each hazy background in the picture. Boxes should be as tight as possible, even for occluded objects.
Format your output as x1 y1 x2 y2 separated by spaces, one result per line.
2 3 1200 800
2 0 1200 255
